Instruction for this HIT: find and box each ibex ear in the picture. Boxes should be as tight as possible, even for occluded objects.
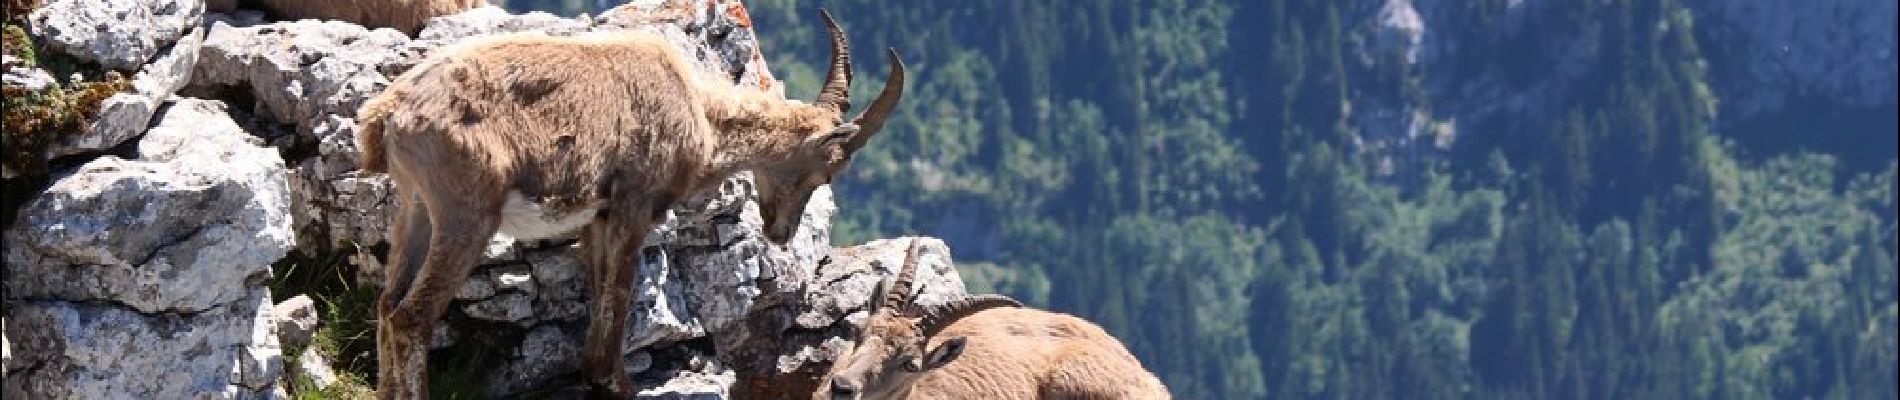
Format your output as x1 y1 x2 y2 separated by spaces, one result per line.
818 123 861 148
867 280 888 314
916 337 968 371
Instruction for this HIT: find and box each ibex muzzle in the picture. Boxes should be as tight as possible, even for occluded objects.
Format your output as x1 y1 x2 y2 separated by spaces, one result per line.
820 240 1023 399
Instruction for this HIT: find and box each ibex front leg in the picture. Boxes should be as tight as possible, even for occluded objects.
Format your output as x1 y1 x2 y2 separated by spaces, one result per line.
578 208 655 399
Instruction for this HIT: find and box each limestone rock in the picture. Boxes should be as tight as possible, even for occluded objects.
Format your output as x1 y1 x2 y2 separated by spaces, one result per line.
5 98 294 314
50 93 161 159
273 295 321 350
190 17 413 253
413 6 592 44
2 291 283 399
637 370 735 400
131 24 206 99
725 237 971 399
464 292 536 324
457 273 499 300
292 347 341 390
192 19 410 129
45 24 209 159
484 325 581 396
1 56 54 91
27 0 205 71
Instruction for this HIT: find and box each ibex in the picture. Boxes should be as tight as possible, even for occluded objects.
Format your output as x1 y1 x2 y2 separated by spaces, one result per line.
819 240 1171 400
207 0 487 34
353 10 905 398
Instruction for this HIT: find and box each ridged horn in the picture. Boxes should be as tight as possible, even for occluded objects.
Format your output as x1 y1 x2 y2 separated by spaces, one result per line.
883 238 924 309
916 295 1023 337
845 48 905 154
815 9 853 115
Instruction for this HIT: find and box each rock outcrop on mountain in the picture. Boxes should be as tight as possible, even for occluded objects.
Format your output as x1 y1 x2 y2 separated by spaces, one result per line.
1285 0 1897 180
1685 0 1896 121
2 1 962 398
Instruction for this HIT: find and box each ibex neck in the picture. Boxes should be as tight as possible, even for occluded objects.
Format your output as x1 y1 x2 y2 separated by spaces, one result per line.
700 83 820 182
706 130 803 179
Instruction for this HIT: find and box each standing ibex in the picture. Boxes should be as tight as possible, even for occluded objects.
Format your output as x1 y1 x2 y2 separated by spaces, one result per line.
208 0 488 34
819 240 1171 400
354 10 905 398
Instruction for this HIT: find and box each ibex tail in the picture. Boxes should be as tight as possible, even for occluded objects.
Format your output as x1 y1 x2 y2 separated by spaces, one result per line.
355 91 399 173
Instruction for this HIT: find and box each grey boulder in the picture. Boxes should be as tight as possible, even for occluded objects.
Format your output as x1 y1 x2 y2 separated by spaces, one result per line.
27 0 205 71
5 98 293 314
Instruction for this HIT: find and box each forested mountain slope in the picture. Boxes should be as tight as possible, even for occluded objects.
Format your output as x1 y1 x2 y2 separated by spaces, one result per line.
498 1 1898 398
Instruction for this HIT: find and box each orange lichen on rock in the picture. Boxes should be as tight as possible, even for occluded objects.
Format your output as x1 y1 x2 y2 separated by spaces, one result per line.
723 2 752 28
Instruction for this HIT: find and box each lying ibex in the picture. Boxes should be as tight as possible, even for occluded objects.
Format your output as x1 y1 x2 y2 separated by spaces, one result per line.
819 240 1171 399
354 10 905 398
208 0 487 34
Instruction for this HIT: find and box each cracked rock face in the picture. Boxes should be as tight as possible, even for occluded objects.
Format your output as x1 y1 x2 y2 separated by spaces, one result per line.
6 1 963 398
1 55 55 91
6 98 293 314
27 0 206 71
455 173 837 396
2 98 292 398
42 22 206 160
726 238 971 399
5 292 284 399
1688 0 1898 120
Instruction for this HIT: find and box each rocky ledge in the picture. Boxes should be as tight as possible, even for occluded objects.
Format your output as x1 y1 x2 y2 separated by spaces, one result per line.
2 1 961 398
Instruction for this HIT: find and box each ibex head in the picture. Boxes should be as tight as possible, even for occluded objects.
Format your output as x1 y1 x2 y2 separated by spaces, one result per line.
820 240 1023 400
755 9 906 244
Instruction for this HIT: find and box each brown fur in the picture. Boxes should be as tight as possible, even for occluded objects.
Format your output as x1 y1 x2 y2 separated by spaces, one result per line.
908 308 1171 399
209 0 488 34
355 12 904 398
820 244 1170 400
355 92 398 172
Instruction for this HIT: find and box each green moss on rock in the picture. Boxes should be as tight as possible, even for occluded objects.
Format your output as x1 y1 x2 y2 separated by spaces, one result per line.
3 13 131 228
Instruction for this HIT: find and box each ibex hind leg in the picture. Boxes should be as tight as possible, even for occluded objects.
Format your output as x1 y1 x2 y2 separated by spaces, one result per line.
380 191 434 312
377 170 506 399
376 191 431 396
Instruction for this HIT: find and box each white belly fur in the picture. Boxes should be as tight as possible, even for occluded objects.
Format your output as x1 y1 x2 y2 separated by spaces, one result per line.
498 191 600 240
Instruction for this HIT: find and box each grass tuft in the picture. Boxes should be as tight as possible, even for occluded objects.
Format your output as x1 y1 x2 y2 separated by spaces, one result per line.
270 249 380 399
267 246 531 399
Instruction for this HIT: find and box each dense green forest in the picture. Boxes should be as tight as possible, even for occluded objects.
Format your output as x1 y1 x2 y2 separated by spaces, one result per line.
510 1 1898 398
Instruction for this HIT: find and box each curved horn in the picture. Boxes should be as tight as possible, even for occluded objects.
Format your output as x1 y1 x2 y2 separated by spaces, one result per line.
844 48 906 154
916 294 1023 337
883 239 924 309
814 9 853 115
